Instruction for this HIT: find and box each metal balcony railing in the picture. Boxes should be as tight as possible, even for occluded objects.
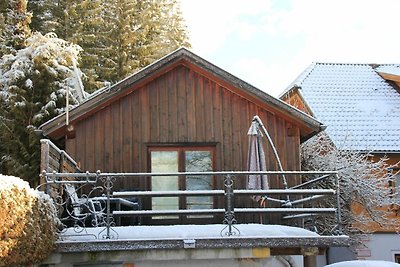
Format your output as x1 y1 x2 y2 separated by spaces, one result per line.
40 170 342 240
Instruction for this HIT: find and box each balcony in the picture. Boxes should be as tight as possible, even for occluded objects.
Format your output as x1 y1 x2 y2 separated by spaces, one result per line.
39 139 349 267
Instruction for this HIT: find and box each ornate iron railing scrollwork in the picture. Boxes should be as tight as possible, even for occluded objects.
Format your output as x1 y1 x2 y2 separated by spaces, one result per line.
221 175 240 237
98 173 118 239
40 170 342 240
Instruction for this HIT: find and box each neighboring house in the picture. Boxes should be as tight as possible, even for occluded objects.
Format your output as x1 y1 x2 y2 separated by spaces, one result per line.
280 62 400 263
38 49 348 267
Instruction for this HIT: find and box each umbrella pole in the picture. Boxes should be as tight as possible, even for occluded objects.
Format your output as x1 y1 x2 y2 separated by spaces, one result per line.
253 116 291 206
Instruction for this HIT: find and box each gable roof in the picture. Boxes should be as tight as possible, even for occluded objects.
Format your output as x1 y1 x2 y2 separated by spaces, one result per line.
280 63 400 152
40 48 324 140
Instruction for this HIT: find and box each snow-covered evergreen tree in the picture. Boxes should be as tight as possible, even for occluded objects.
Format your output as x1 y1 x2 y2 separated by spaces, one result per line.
104 0 191 79
28 0 69 38
0 32 85 186
0 0 32 56
301 132 400 241
29 0 190 92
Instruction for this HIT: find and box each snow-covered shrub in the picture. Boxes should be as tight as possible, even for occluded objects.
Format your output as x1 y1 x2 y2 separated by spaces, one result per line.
0 32 86 185
0 174 59 266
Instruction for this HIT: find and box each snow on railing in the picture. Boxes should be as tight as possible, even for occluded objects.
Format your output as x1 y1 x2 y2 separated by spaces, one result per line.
40 170 343 240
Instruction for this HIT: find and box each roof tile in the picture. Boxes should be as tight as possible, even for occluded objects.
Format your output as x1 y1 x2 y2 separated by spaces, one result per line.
286 63 400 152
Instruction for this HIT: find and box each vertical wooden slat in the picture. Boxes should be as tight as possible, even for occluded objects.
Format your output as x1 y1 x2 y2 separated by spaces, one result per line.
203 77 214 141
221 89 232 170
231 94 241 171
159 73 169 143
132 90 140 173
75 123 84 169
85 116 94 171
141 85 150 193
277 117 287 176
195 73 205 141
112 100 121 172
186 69 196 141
149 81 159 142
211 82 222 171
177 66 187 142
94 109 105 172
122 94 133 188
240 99 250 171
168 67 178 142
291 126 302 185
141 85 150 145
65 137 76 159
104 106 113 171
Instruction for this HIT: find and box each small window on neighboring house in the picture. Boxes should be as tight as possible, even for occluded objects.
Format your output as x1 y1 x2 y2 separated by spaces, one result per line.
395 253 400 263
389 168 400 211
149 146 214 221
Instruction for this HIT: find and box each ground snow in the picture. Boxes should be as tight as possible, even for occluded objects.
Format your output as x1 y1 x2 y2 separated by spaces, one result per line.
326 260 399 267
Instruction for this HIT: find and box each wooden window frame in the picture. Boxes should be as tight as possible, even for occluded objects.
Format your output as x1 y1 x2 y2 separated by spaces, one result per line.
388 168 400 214
147 145 216 224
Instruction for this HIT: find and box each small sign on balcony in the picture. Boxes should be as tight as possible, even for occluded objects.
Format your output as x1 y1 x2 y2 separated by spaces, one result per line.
184 239 196 249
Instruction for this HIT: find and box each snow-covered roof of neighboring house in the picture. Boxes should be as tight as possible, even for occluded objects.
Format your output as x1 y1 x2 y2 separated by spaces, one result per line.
280 63 400 152
375 64 400 76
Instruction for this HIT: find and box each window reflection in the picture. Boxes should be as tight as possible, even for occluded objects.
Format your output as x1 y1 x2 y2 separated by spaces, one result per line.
151 151 179 213
186 151 213 211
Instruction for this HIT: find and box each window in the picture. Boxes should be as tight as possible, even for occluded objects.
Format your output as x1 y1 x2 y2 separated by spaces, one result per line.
389 169 400 198
151 151 179 212
149 147 214 220
394 252 400 263
389 168 400 213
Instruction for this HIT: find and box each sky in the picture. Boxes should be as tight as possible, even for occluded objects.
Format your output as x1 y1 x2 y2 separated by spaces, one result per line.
180 0 400 97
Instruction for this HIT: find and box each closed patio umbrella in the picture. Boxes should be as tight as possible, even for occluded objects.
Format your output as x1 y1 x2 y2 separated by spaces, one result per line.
246 117 269 201
246 115 291 211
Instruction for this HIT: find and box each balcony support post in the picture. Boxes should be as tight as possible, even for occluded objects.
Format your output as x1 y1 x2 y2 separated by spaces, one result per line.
222 175 238 236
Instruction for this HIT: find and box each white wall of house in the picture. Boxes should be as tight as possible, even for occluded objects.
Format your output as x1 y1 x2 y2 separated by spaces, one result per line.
359 233 400 262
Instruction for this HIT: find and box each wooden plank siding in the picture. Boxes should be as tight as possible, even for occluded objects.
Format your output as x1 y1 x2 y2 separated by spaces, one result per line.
65 65 302 222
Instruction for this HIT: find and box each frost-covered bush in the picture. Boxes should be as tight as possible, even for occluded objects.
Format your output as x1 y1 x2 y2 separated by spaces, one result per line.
301 132 400 240
0 174 59 266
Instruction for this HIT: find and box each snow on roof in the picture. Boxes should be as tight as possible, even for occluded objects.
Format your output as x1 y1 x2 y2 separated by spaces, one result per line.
61 224 319 241
284 63 400 152
326 260 400 267
375 64 400 76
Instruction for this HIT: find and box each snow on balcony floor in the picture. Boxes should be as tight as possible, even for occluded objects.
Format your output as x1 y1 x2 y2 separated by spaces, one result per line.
61 224 320 241
326 260 400 267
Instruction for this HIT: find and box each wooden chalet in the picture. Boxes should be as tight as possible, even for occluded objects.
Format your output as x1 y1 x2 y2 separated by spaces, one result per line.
40 48 325 223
